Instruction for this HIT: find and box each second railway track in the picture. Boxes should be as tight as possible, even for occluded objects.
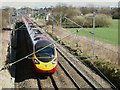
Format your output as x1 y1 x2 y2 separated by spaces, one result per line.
56 43 112 89
57 48 100 89
34 20 112 89
13 18 113 89
36 44 111 89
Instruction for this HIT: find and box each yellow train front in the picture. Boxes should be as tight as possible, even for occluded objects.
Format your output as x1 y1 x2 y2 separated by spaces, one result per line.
32 40 58 74
22 16 58 75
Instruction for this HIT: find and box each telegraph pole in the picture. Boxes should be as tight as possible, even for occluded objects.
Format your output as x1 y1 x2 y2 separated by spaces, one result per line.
60 14 62 31
9 13 11 27
92 12 96 60
52 7 54 34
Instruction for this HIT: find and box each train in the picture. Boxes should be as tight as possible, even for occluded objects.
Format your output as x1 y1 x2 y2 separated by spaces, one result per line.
22 16 58 75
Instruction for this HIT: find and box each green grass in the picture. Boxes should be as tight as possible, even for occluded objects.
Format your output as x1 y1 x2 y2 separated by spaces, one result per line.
67 19 118 46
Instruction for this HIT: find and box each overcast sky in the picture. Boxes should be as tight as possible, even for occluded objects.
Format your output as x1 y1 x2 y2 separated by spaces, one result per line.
1 0 119 9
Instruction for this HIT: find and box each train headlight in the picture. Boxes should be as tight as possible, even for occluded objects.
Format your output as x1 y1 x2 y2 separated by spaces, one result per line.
34 59 40 64
52 59 56 64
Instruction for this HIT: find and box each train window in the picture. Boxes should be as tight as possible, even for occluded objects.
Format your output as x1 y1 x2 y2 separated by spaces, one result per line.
29 23 33 25
34 37 40 41
35 40 55 62
35 40 54 49
36 47 54 57
30 25 36 28
35 30 42 34
35 47 55 62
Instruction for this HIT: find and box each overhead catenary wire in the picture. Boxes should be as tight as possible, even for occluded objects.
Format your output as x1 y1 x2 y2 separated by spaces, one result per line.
64 16 118 57
45 13 118 55
64 17 83 28
44 15 118 55
38 15 118 59
0 23 79 71
0 24 26 71
1 16 118 89
41 14 118 89
65 16 118 53
62 17 118 89
0 15 84 71
51 16 118 89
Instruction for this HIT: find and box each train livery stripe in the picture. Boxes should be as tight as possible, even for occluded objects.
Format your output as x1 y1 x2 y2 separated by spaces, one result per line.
22 16 58 73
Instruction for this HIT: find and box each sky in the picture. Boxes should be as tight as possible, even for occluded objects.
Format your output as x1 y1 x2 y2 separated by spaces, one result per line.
0 0 119 9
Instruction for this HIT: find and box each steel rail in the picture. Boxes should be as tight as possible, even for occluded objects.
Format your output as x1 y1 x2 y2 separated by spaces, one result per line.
57 47 100 90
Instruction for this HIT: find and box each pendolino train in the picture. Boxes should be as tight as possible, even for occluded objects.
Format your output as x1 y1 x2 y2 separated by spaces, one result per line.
22 16 58 75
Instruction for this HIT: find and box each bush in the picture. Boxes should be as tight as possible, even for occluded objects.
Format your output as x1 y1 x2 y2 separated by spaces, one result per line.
54 4 80 19
72 16 85 27
95 14 112 27
111 8 120 19
84 14 112 28
62 16 85 28
52 4 80 27
93 61 120 89
83 60 120 89
61 13 112 28
50 4 112 28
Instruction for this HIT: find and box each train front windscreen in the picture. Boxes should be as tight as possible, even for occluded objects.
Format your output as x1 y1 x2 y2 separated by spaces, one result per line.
35 40 55 62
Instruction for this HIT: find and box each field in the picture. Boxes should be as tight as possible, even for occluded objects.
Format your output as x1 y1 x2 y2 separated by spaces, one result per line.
67 19 118 46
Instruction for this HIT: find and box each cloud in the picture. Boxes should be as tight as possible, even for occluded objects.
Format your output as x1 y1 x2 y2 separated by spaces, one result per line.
1 0 120 3
1 0 119 9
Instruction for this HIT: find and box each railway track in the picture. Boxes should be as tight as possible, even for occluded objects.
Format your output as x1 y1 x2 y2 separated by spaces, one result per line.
33 21 112 89
37 76 58 89
58 62 80 89
12 19 112 89
13 23 71 89
56 43 112 89
40 31 111 89
57 48 100 89
35 46 108 89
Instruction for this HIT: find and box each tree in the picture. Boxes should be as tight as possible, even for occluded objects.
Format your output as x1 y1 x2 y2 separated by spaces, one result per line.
111 8 120 19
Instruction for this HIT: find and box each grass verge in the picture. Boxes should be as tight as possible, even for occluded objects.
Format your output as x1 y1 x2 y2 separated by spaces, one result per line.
67 19 118 46
83 60 120 89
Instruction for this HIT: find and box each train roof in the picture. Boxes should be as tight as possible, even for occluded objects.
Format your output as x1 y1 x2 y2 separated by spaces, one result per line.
22 16 50 45
35 40 54 49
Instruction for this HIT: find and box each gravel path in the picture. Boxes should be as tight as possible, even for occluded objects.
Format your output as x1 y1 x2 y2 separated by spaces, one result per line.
0 31 14 89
